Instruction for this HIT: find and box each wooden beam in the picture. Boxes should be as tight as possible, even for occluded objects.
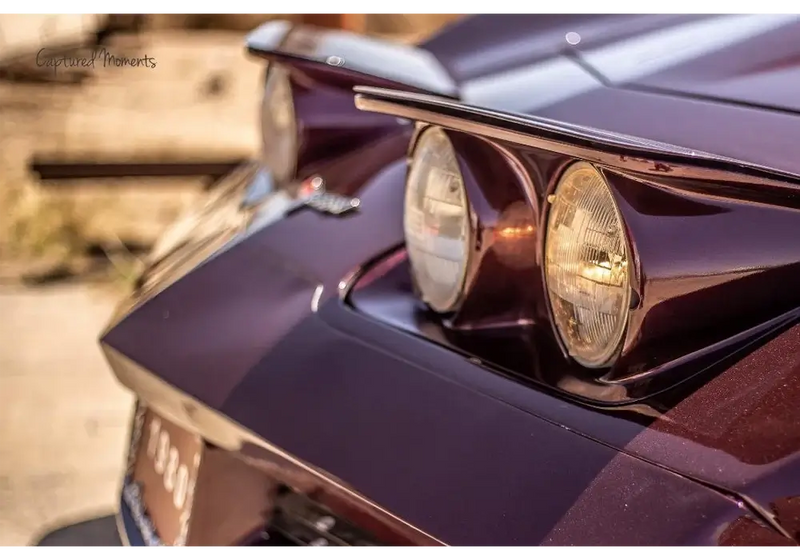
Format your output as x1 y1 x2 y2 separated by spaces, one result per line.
301 15 343 29
301 14 366 33
341 14 367 33
30 160 244 183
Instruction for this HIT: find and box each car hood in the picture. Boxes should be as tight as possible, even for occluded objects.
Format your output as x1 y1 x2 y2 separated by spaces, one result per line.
575 14 800 115
425 14 800 114
424 14 800 180
421 14 709 83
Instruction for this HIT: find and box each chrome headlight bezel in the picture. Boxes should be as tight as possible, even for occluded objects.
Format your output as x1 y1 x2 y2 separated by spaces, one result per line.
543 161 632 368
404 126 476 314
261 63 298 184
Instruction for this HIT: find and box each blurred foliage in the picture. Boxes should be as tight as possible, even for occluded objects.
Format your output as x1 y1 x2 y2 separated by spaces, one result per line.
6 191 86 260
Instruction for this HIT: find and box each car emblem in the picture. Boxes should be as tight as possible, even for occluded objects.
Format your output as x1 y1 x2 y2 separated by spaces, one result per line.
299 176 360 216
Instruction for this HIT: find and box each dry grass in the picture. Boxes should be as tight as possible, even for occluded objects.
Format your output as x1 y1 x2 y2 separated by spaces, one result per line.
0 141 56 260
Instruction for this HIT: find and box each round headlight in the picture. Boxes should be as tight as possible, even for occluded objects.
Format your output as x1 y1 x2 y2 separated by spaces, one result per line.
544 162 631 368
261 64 297 183
404 127 472 313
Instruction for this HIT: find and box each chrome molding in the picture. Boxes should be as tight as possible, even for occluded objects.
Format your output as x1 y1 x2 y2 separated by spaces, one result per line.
115 509 132 547
354 87 800 189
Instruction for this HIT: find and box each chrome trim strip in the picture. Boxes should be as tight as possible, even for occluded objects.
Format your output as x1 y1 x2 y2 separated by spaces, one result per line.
311 284 324 312
354 87 800 188
115 509 132 547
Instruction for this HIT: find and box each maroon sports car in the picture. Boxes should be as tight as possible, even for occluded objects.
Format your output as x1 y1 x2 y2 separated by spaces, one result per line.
102 14 800 545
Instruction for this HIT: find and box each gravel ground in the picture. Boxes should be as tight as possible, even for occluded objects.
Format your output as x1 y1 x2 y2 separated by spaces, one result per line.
0 283 133 545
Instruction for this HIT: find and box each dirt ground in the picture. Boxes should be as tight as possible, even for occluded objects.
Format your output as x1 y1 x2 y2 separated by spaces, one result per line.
0 282 133 545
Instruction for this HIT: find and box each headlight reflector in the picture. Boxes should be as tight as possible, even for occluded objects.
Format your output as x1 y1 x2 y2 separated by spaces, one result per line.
261 64 297 183
544 162 630 367
404 127 472 313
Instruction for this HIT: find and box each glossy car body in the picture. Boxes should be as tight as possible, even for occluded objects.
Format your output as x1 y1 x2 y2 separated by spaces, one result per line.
103 14 800 545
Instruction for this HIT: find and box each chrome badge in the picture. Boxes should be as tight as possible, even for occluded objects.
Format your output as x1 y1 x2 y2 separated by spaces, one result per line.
300 176 360 216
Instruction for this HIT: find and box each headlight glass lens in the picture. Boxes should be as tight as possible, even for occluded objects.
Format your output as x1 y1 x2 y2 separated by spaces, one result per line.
261 64 297 183
404 127 471 313
544 162 630 367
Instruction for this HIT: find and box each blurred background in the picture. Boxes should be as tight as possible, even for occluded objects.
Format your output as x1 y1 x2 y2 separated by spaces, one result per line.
0 13 460 545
